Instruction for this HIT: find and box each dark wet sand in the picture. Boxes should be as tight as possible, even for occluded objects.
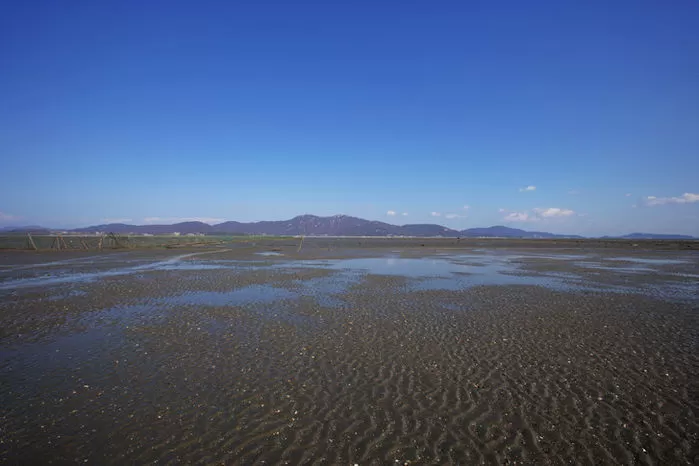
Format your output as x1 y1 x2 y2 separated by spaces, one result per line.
1 242 697 464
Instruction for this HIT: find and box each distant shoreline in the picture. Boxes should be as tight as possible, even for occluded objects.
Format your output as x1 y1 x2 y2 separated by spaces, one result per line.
1 235 698 253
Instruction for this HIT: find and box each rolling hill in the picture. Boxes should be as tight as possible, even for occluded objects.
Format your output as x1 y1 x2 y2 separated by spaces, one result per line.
7 214 693 239
66 215 587 238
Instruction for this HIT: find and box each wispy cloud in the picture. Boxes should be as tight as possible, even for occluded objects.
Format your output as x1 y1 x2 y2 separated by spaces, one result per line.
504 212 532 222
501 207 575 222
463 205 470 210
644 192 699 206
430 212 441 217
445 213 465 219
401 212 408 216
101 218 133 224
532 207 575 218
625 193 632 197
519 185 536 192
143 217 225 225
386 210 397 216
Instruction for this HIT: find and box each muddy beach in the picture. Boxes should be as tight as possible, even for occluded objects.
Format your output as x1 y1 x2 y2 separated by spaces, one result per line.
1 240 697 464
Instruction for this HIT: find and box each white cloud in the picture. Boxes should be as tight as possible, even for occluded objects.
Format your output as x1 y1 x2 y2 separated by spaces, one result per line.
101 218 133 224
625 193 632 197
644 192 699 206
431 212 441 217
532 207 575 218
143 217 225 225
504 212 532 222
519 185 536 192
463 205 470 210
445 213 465 219
501 207 575 222
498 208 506 213
401 212 408 216
386 210 397 216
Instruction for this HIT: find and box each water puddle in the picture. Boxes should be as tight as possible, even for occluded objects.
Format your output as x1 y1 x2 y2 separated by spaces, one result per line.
273 256 587 293
413 272 580 292
162 286 322 327
606 257 690 265
0 255 113 271
84 303 166 326
282 254 698 300
573 261 657 274
2 251 696 303
325 257 465 277
670 272 699 279
291 272 365 307
165 285 297 307
515 253 591 261
0 257 228 290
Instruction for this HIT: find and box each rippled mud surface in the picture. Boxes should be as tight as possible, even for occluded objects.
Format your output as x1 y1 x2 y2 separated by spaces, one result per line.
1 245 698 464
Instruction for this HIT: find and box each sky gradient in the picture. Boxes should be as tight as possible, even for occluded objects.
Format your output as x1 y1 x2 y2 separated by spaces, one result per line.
1 1 698 235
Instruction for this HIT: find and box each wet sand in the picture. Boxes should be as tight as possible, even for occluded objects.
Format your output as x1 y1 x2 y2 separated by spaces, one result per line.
1 241 697 464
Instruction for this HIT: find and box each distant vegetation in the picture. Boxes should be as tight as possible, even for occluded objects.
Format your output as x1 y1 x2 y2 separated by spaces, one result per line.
0 234 294 251
1 214 695 240
1 215 588 238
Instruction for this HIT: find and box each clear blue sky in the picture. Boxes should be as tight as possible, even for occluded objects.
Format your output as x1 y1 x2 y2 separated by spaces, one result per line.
1 0 698 235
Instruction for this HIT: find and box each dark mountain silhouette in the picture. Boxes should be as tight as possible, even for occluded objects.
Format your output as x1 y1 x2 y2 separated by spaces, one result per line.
401 224 460 237
26 214 694 238
460 225 583 238
73 222 214 235
214 215 404 236
608 233 696 240
67 215 589 237
0 225 51 234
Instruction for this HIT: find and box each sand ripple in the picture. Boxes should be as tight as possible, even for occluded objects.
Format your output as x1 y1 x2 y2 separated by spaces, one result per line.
1 255 697 464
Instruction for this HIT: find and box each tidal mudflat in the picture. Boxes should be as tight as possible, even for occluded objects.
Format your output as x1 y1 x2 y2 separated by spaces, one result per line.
1 242 697 464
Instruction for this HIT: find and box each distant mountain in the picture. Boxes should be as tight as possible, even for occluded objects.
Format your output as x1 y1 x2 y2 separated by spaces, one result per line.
42 214 695 239
612 233 696 240
73 223 134 234
215 215 404 236
73 221 215 235
0 225 51 234
402 224 460 237
460 225 582 239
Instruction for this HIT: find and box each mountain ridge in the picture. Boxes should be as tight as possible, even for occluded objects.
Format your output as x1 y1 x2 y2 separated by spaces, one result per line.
603 233 696 240
3 215 696 239
71 215 578 238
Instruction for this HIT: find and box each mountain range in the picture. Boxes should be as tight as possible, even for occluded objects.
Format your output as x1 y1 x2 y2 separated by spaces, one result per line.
2 214 695 239
69 215 581 238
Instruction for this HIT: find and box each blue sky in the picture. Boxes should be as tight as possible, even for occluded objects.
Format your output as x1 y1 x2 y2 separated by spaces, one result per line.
1 0 698 236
